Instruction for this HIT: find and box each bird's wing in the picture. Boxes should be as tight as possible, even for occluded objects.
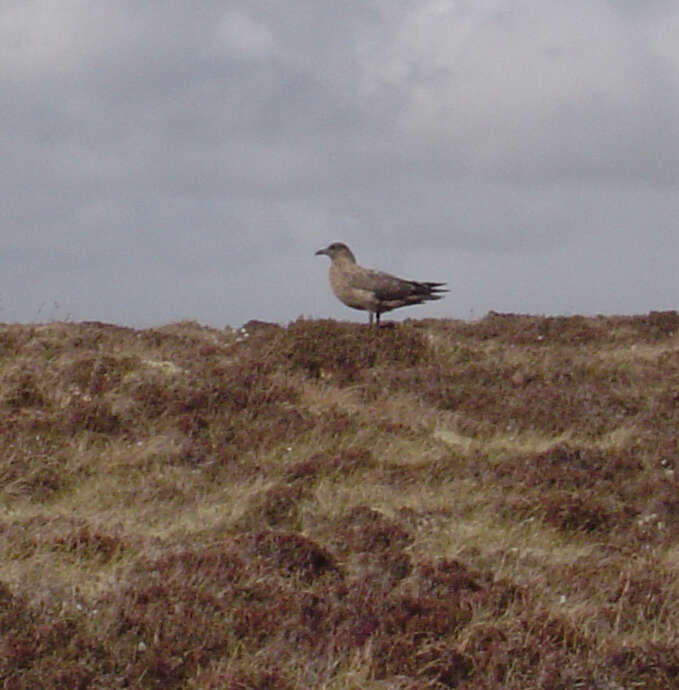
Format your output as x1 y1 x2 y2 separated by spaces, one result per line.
347 268 429 300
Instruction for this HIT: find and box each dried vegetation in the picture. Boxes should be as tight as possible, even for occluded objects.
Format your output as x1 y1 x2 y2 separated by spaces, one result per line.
2 313 679 688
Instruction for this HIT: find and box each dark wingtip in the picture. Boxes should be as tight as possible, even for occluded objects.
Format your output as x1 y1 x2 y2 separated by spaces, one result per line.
422 282 448 295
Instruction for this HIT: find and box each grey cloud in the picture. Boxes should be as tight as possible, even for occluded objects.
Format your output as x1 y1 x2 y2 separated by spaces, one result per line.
1 1 679 326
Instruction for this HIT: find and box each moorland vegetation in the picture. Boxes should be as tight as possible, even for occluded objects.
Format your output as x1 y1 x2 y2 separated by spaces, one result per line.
2 313 679 688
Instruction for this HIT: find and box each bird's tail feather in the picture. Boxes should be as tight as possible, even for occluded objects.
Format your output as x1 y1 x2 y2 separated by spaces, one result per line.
415 281 448 295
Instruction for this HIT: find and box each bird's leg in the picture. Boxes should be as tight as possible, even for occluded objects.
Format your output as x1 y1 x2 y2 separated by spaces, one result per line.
369 312 374 326
376 312 381 326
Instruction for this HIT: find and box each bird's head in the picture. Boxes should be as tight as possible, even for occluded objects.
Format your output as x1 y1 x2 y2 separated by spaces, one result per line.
315 242 356 263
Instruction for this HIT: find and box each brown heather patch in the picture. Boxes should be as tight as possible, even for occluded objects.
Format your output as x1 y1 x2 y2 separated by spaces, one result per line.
3 314 679 687
260 317 431 383
0 515 124 564
421 309 679 346
234 481 310 531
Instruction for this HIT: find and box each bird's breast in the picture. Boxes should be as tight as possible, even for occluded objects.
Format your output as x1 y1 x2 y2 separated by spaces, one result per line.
329 264 376 312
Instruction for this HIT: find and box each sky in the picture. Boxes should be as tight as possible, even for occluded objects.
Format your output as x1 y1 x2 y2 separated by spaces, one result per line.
2 0 679 327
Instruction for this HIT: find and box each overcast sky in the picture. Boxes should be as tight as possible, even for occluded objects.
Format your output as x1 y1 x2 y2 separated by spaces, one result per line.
2 1 679 327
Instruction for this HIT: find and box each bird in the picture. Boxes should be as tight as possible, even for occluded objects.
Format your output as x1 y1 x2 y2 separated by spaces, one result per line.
315 242 447 325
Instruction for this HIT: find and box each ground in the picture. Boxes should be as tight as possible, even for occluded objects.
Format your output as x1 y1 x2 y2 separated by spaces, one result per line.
2 312 679 688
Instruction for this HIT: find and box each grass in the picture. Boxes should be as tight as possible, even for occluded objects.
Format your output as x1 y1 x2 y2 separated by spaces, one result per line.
2 312 679 688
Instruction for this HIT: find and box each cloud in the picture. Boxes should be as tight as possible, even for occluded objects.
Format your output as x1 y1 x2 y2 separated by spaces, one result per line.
0 1 142 84
212 9 277 60
1 1 679 325
352 0 679 182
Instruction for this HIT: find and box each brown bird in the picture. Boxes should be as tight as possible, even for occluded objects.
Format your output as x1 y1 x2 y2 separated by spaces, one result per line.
315 242 447 325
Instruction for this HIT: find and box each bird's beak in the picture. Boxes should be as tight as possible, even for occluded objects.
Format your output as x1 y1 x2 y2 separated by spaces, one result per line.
315 247 328 256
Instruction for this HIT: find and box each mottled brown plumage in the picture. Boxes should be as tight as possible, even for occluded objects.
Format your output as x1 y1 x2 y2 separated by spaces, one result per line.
315 242 447 325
